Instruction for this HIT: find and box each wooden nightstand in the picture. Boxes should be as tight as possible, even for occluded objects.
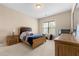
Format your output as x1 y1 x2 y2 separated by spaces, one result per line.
6 35 19 46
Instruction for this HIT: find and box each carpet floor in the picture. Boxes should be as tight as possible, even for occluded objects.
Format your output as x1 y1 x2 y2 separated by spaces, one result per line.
0 40 55 56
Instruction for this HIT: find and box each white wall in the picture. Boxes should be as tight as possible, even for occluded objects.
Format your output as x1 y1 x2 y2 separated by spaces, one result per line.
0 5 38 42
38 11 71 36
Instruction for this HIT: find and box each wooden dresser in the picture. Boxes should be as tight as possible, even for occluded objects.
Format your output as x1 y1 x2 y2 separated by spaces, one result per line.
6 35 19 46
54 34 79 56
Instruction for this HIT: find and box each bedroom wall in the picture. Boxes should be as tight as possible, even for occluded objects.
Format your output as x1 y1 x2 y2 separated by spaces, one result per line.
0 5 38 42
38 10 71 36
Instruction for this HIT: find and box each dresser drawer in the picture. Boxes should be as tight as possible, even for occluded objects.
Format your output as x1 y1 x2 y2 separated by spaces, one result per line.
6 35 19 46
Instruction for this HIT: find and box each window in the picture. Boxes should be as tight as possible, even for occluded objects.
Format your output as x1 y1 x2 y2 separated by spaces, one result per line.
42 21 56 35
42 22 48 34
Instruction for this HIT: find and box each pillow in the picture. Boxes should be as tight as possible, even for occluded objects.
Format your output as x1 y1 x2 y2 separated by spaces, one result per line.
20 32 26 40
20 31 33 41
26 31 33 36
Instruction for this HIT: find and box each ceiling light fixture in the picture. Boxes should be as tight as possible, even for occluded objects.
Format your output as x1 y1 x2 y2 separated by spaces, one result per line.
34 3 43 9
36 4 41 8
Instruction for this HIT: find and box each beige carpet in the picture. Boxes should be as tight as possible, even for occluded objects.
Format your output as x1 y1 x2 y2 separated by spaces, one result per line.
0 40 55 56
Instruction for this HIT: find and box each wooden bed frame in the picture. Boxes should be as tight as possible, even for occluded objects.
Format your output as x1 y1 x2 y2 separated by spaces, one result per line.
19 27 47 48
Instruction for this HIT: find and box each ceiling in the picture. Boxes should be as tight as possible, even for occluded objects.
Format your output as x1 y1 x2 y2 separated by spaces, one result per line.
1 3 73 19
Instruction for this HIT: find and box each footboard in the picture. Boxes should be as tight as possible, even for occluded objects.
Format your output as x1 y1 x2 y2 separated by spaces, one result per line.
32 37 46 48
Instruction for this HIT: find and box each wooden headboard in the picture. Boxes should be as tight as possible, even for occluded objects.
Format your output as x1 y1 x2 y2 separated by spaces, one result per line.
20 27 32 34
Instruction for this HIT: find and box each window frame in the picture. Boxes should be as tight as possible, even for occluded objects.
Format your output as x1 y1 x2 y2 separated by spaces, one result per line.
42 20 56 34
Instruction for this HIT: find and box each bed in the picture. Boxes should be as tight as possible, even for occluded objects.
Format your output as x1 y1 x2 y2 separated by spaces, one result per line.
19 27 47 48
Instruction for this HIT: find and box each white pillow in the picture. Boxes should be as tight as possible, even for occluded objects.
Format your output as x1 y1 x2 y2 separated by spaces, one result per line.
26 31 32 35
20 31 30 40
20 32 26 40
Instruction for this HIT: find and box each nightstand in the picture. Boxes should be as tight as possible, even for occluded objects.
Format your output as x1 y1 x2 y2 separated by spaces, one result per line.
6 35 19 46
